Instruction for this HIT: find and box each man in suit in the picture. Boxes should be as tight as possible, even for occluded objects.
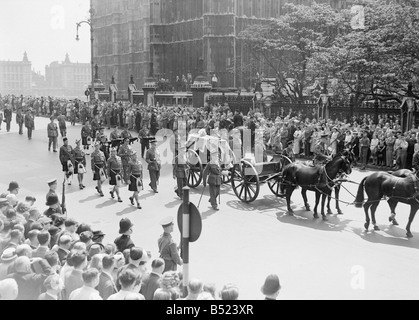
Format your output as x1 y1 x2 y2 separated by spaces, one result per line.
140 258 165 300
16 109 24 135
97 254 117 300
146 139 161 193
32 231 50 259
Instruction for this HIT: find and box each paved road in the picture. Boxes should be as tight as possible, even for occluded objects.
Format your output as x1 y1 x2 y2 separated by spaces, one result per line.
1 115 418 300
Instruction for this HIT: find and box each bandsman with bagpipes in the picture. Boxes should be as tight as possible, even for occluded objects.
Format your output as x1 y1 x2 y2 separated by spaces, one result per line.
72 139 87 190
91 141 107 197
59 137 74 186
127 150 143 209
107 147 123 203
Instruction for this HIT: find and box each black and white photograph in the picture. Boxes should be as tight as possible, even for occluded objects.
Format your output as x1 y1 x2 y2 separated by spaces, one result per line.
0 0 419 303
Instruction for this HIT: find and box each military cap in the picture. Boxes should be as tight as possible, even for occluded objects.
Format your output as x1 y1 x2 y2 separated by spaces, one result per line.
47 178 57 186
160 216 174 228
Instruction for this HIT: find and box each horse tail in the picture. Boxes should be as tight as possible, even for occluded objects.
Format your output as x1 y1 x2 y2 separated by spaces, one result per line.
354 177 367 208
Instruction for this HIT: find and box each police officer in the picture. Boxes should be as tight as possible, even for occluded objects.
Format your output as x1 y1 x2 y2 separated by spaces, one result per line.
72 139 87 190
158 216 183 273
46 178 60 208
202 147 223 211
146 139 161 193
59 137 74 185
91 141 107 197
173 143 188 199
107 147 123 203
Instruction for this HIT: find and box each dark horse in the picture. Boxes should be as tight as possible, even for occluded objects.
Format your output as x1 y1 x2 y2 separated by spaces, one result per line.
354 171 419 238
281 154 352 220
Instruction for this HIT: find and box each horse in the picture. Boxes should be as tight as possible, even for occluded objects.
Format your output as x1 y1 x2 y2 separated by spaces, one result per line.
354 171 419 238
281 154 352 220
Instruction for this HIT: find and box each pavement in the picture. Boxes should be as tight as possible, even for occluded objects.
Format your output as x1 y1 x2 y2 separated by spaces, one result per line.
0 116 418 300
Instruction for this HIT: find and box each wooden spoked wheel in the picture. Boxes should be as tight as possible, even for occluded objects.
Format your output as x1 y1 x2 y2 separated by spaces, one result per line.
267 155 292 197
231 160 260 203
186 149 203 188
221 149 237 184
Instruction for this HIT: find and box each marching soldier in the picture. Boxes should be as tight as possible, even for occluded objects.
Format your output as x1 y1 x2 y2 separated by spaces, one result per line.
24 108 35 140
107 147 123 203
59 137 74 185
202 147 223 211
118 137 132 184
173 143 188 199
91 141 107 197
138 127 151 159
72 139 87 190
313 133 330 166
81 119 92 155
127 150 143 209
57 113 67 138
146 139 161 193
158 216 183 273
47 116 59 152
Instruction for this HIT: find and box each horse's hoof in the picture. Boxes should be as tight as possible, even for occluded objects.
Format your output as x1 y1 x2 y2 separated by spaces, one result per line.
373 226 380 231
392 219 399 226
406 232 413 239
288 210 294 216
322 216 328 221
364 223 369 230
327 211 333 215
305 207 310 212
337 210 343 215
313 214 319 219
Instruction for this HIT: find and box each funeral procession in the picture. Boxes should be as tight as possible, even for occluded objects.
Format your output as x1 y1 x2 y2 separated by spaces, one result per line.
1 0 419 302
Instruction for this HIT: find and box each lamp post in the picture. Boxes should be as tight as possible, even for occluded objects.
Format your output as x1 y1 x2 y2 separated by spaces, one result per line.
76 3 95 102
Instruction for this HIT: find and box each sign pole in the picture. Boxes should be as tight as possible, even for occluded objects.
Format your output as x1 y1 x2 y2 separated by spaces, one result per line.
182 187 190 291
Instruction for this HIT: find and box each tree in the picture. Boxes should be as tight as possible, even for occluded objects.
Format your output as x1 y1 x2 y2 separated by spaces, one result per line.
239 2 345 103
312 0 419 107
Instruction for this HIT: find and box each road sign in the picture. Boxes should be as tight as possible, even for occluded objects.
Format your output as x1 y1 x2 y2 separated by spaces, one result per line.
177 202 202 243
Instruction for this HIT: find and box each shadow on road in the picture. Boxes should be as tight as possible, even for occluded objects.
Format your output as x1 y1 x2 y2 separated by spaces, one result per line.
115 206 139 216
96 200 116 209
138 192 157 201
201 208 217 220
275 209 351 232
165 199 182 209
350 226 419 249
79 195 99 203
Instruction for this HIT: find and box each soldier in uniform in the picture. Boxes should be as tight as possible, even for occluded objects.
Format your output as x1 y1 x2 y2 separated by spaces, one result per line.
47 116 59 152
202 147 223 211
127 150 143 209
24 108 35 140
313 133 331 166
81 119 92 154
46 178 61 209
91 141 107 197
282 141 296 163
59 137 74 185
138 127 151 159
118 138 132 184
107 148 123 203
72 139 87 190
57 113 67 138
16 109 24 135
146 139 161 193
158 216 183 273
173 143 188 199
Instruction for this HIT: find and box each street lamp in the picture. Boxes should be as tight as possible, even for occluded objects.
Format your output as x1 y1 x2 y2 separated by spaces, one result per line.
76 3 95 102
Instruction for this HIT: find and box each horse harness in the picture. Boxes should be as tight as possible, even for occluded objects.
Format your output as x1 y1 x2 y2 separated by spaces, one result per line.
391 173 419 203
